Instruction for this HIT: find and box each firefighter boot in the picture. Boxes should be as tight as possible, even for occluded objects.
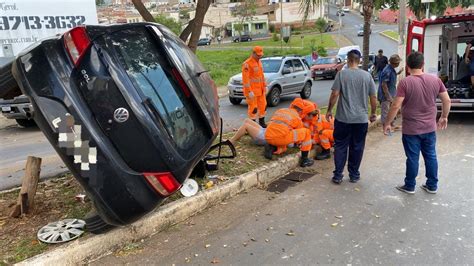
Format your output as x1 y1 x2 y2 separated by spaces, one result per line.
315 148 331 160
259 117 267 128
264 144 276 160
300 151 314 167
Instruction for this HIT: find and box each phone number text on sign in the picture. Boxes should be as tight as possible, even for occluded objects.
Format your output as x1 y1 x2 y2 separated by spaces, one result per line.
0 16 86 30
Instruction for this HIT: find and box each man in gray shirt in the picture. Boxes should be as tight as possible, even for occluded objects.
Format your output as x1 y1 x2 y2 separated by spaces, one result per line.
326 50 377 184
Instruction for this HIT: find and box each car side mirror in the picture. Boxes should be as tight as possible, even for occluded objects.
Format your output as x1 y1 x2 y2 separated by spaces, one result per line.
282 68 291 75
337 58 342 63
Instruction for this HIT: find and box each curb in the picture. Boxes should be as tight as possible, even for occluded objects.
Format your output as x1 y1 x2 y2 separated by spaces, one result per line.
19 117 381 265
379 31 399 42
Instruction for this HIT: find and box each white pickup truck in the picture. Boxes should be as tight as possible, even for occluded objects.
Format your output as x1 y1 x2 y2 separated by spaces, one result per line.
0 0 97 126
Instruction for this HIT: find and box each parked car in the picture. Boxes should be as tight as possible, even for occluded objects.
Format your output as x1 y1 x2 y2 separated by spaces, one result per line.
337 45 361 62
311 56 344 79
358 53 376 79
233 34 252 42
342 6 350 12
336 9 345 16
12 23 220 232
357 24 372 36
227 56 312 107
197 37 212 46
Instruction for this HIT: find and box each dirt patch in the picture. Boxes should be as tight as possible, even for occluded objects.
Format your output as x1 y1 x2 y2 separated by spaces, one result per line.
0 131 297 264
0 174 92 264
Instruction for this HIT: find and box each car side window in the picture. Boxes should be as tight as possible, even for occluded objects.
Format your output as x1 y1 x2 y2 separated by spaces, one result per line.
292 59 304 72
301 59 310 69
283 60 293 73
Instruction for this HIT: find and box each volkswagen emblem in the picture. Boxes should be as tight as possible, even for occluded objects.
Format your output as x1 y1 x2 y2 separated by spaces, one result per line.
113 107 129 123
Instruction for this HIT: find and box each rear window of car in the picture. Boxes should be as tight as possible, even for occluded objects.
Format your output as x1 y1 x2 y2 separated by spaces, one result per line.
109 27 207 157
261 59 282 73
316 58 335 64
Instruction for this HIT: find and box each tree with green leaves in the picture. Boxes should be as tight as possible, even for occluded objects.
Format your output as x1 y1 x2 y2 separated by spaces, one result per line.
131 0 212 53
314 17 327 44
154 15 182 36
231 0 257 37
299 0 323 24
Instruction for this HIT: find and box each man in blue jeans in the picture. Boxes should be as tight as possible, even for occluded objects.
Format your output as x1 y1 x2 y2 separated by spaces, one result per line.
326 50 377 184
384 52 451 194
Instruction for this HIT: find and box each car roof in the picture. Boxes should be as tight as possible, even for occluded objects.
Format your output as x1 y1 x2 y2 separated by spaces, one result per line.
262 56 301 60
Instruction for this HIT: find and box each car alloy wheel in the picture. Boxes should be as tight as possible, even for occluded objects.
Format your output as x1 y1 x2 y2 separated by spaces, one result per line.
300 81 312 99
267 87 281 107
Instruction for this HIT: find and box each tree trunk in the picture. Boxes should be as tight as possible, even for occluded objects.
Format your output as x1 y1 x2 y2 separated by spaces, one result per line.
362 0 373 71
188 0 212 53
179 18 195 42
131 0 155 22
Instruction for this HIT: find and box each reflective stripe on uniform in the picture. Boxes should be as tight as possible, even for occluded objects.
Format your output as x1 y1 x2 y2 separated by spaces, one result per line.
293 131 298 142
301 140 312 147
321 139 330 143
243 84 250 88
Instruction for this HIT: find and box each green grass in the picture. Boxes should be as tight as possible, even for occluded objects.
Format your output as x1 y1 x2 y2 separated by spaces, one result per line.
11 238 48 263
197 34 338 87
380 30 399 41
225 33 336 49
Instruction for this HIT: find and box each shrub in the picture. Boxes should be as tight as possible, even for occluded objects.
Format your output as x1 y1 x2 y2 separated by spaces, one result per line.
272 32 279 42
317 45 327 57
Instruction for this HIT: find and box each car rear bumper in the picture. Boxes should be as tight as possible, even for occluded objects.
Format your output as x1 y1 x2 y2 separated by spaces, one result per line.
437 99 474 113
228 83 245 99
313 69 337 78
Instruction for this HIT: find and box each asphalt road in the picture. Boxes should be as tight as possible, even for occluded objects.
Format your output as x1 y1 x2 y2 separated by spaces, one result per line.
0 11 398 190
328 6 399 57
94 113 474 265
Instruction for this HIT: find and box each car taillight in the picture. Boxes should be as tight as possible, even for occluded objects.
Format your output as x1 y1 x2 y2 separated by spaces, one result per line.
143 172 181 196
171 68 191 98
64 26 91 66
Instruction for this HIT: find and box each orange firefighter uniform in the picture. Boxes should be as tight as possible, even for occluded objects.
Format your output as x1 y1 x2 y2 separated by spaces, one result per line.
242 46 267 121
302 103 335 150
265 99 315 155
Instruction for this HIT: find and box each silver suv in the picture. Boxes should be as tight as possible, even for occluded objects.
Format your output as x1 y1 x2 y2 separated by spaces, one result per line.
227 56 313 107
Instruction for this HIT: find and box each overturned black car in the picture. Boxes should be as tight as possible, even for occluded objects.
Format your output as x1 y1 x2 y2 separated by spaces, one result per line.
12 23 220 230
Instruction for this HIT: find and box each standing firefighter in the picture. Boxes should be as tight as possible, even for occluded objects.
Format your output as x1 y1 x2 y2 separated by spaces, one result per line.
242 46 267 127
264 98 316 167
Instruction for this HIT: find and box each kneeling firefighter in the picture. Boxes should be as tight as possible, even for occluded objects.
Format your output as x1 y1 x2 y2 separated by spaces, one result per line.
303 102 335 160
264 98 316 167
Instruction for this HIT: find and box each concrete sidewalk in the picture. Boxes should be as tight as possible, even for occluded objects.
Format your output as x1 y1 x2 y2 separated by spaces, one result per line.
19 118 382 265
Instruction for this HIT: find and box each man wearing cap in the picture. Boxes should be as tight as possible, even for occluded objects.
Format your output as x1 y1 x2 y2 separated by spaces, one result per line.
326 49 377 184
374 49 388 78
378 54 403 129
242 46 267 128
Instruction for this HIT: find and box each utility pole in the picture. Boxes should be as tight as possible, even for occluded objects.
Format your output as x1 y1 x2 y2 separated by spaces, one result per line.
398 0 407 78
280 0 283 53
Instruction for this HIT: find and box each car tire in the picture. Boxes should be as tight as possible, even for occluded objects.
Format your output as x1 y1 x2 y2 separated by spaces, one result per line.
84 210 115 234
249 38 252 42
300 81 312 99
267 86 281 107
15 119 36 128
207 42 210 45
229 97 242 105
235 39 239 43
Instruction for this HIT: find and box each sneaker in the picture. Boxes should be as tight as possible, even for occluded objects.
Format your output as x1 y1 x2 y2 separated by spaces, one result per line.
396 185 415 194
331 177 343 184
420 184 437 194
349 177 360 183
264 144 276 160
300 158 314 167
315 149 331 160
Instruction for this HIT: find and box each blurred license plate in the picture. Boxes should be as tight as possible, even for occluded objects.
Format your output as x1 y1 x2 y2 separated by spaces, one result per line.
315 71 323 74
1 106 11 112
